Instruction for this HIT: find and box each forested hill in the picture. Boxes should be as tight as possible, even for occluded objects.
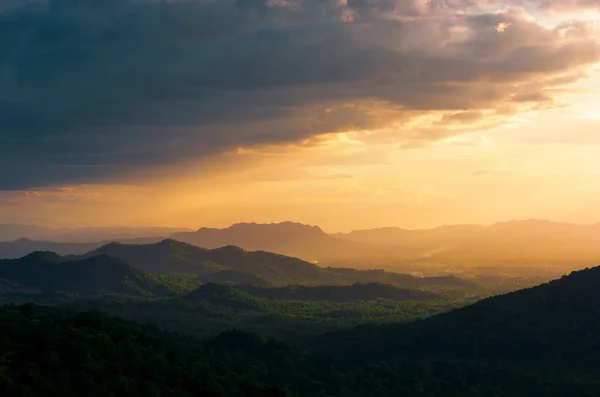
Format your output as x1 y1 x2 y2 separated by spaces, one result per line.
7 261 600 397
0 252 172 297
82 239 476 289
313 265 600 365
234 283 436 302
0 304 292 397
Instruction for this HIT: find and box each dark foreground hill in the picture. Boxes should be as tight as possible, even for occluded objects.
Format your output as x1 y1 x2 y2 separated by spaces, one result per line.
83 239 475 290
314 265 600 366
7 265 600 396
0 252 171 297
0 304 291 397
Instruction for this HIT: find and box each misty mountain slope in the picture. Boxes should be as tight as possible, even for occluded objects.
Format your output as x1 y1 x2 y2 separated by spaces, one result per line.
0 238 103 259
84 239 321 283
314 265 600 367
334 224 484 252
336 219 600 262
0 236 169 259
171 221 396 261
81 239 477 289
0 224 191 243
83 239 220 275
0 252 172 297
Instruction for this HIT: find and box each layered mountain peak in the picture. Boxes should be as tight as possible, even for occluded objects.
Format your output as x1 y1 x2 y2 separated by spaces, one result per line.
172 221 350 260
223 221 326 236
21 251 62 263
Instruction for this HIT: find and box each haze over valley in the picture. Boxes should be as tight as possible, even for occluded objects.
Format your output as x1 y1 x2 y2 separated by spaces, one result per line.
2 219 598 289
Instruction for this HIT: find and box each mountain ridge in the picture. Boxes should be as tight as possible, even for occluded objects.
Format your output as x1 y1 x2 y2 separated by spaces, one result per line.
0 252 173 297
3 220 599 274
80 239 476 289
313 264 600 365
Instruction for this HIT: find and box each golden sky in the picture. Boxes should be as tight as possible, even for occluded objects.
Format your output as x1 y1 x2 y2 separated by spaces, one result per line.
1 1 600 232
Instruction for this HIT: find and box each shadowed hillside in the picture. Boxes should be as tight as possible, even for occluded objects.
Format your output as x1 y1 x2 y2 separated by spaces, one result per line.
314 264 600 365
81 239 476 290
7 266 600 396
68 282 457 340
235 282 436 302
0 304 290 397
0 252 171 297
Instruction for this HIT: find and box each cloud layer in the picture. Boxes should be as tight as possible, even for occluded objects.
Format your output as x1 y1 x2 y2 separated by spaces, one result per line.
0 0 598 188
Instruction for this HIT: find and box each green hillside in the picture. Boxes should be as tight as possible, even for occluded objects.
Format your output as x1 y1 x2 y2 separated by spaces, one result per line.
236 282 436 302
5 266 600 395
0 252 172 297
84 239 477 290
0 304 291 397
69 283 456 340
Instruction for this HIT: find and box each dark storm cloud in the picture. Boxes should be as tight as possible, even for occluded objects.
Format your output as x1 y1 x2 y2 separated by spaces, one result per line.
0 0 598 188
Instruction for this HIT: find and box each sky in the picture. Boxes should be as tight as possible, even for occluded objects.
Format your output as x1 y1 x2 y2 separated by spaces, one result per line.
1 0 600 232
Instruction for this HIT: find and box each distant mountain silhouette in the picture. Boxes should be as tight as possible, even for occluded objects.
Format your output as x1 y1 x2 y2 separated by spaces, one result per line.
336 219 600 263
0 224 51 242
0 239 102 259
0 252 171 297
0 237 166 259
4 220 598 268
171 222 382 261
81 239 475 289
335 224 484 246
0 224 191 243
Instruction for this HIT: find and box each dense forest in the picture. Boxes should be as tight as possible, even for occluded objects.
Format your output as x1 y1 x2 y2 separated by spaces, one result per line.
65 284 463 340
5 264 600 396
0 244 477 339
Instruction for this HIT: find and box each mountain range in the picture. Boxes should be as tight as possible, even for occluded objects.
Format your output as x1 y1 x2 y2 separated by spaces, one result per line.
1 220 599 278
3 233 600 394
0 251 171 297
335 219 600 260
0 242 468 340
0 239 475 298
0 237 166 259
0 224 190 243
172 221 381 261
78 239 474 289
